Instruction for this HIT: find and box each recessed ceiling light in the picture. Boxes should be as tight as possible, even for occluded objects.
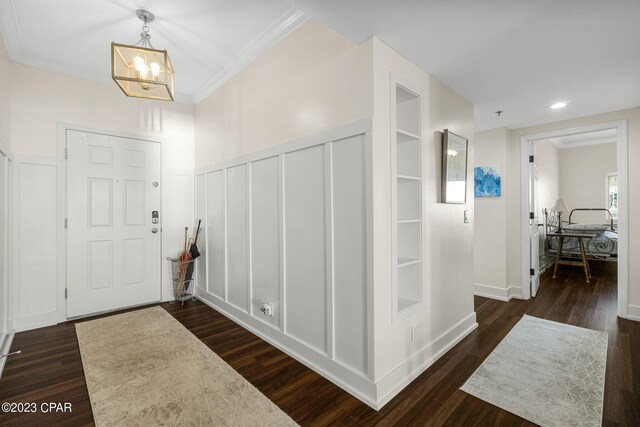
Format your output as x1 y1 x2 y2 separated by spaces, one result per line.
550 102 568 110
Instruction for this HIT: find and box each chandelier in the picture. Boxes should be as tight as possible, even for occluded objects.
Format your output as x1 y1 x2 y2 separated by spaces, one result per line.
111 9 174 101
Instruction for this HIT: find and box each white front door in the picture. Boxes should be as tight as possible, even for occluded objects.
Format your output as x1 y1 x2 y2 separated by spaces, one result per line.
66 130 161 318
529 142 541 297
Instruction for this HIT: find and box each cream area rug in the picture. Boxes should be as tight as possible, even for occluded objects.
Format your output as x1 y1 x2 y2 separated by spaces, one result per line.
76 306 297 426
461 315 608 427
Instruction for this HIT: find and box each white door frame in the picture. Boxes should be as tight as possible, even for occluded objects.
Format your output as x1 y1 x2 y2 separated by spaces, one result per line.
519 120 628 318
56 123 165 322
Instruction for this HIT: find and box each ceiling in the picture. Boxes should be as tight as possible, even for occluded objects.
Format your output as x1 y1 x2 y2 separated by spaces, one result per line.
289 0 640 131
0 0 306 104
547 128 617 150
0 1 638 131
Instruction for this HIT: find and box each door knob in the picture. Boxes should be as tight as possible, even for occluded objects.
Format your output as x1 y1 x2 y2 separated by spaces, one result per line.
151 228 158 234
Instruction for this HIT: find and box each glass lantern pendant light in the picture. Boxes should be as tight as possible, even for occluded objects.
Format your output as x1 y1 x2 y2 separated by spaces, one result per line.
111 9 175 101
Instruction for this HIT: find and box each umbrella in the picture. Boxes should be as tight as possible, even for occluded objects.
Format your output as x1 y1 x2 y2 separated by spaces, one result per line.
176 227 191 296
184 219 202 291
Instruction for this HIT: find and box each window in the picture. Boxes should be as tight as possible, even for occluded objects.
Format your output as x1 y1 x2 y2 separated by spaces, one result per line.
607 174 618 219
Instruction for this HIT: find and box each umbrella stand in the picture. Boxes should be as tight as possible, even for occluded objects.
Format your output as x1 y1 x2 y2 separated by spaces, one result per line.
168 256 196 304
168 221 202 305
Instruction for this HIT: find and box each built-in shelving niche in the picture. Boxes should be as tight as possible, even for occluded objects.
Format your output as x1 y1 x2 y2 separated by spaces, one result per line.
391 80 423 316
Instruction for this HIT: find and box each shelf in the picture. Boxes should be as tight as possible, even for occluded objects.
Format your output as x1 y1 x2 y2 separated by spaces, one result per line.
397 85 418 103
398 257 421 268
397 218 421 224
394 80 422 317
397 174 420 182
396 129 420 143
398 296 420 312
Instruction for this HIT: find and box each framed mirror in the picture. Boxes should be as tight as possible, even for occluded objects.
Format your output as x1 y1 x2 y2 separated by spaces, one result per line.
442 129 468 203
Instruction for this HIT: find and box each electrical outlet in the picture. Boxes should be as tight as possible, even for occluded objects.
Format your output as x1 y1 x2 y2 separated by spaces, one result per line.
410 324 417 343
464 210 469 223
259 302 273 317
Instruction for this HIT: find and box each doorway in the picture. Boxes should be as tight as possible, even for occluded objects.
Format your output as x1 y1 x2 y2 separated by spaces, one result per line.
65 130 162 318
520 121 628 317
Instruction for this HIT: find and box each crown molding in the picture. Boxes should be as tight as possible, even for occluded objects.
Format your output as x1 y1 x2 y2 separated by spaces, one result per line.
0 0 24 61
0 3 306 106
189 8 308 105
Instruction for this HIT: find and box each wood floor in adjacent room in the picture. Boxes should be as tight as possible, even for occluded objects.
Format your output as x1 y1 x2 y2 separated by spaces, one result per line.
0 262 637 426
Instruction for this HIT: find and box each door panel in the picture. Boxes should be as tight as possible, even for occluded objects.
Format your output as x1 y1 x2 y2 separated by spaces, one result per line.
529 142 541 297
88 240 113 290
88 178 113 227
123 238 145 285
67 130 161 318
124 180 145 225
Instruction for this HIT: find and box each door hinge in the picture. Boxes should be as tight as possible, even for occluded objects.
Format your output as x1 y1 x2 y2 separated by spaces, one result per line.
65 288 68 299
530 268 535 276
529 212 535 220
64 148 68 160
529 155 534 163
64 218 68 229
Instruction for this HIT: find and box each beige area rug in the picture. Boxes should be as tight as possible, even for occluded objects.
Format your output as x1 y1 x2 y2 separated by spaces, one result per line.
76 306 297 426
461 315 608 427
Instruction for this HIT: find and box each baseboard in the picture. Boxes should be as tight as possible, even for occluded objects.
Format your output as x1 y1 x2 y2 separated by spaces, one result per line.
474 283 509 301
627 305 640 322
196 290 379 408
507 286 523 300
0 331 15 379
197 290 477 410
373 312 478 409
13 319 57 333
474 283 523 302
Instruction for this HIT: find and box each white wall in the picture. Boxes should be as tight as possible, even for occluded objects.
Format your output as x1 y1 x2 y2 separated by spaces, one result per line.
194 19 476 409
507 108 640 317
370 39 476 402
195 19 373 167
0 34 12 373
559 143 616 224
473 128 510 299
9 63 196 330
0 35 10 154
0 153 10 353
11 64 195 167
193 19 381 406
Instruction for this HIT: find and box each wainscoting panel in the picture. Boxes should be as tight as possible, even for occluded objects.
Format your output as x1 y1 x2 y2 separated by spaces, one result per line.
195 174 207 292
332 135 368 372
249 156 280 328
226 164 249 312
284 145 328 355
206 170 225 299
195 119 374 402
12 159 59 330
0 152 11 354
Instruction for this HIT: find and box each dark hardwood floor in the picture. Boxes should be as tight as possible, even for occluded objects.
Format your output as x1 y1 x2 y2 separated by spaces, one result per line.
0 261 637 426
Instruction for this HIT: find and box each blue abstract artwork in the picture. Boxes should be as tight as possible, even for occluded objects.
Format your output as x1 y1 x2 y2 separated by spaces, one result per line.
474 166 501 197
